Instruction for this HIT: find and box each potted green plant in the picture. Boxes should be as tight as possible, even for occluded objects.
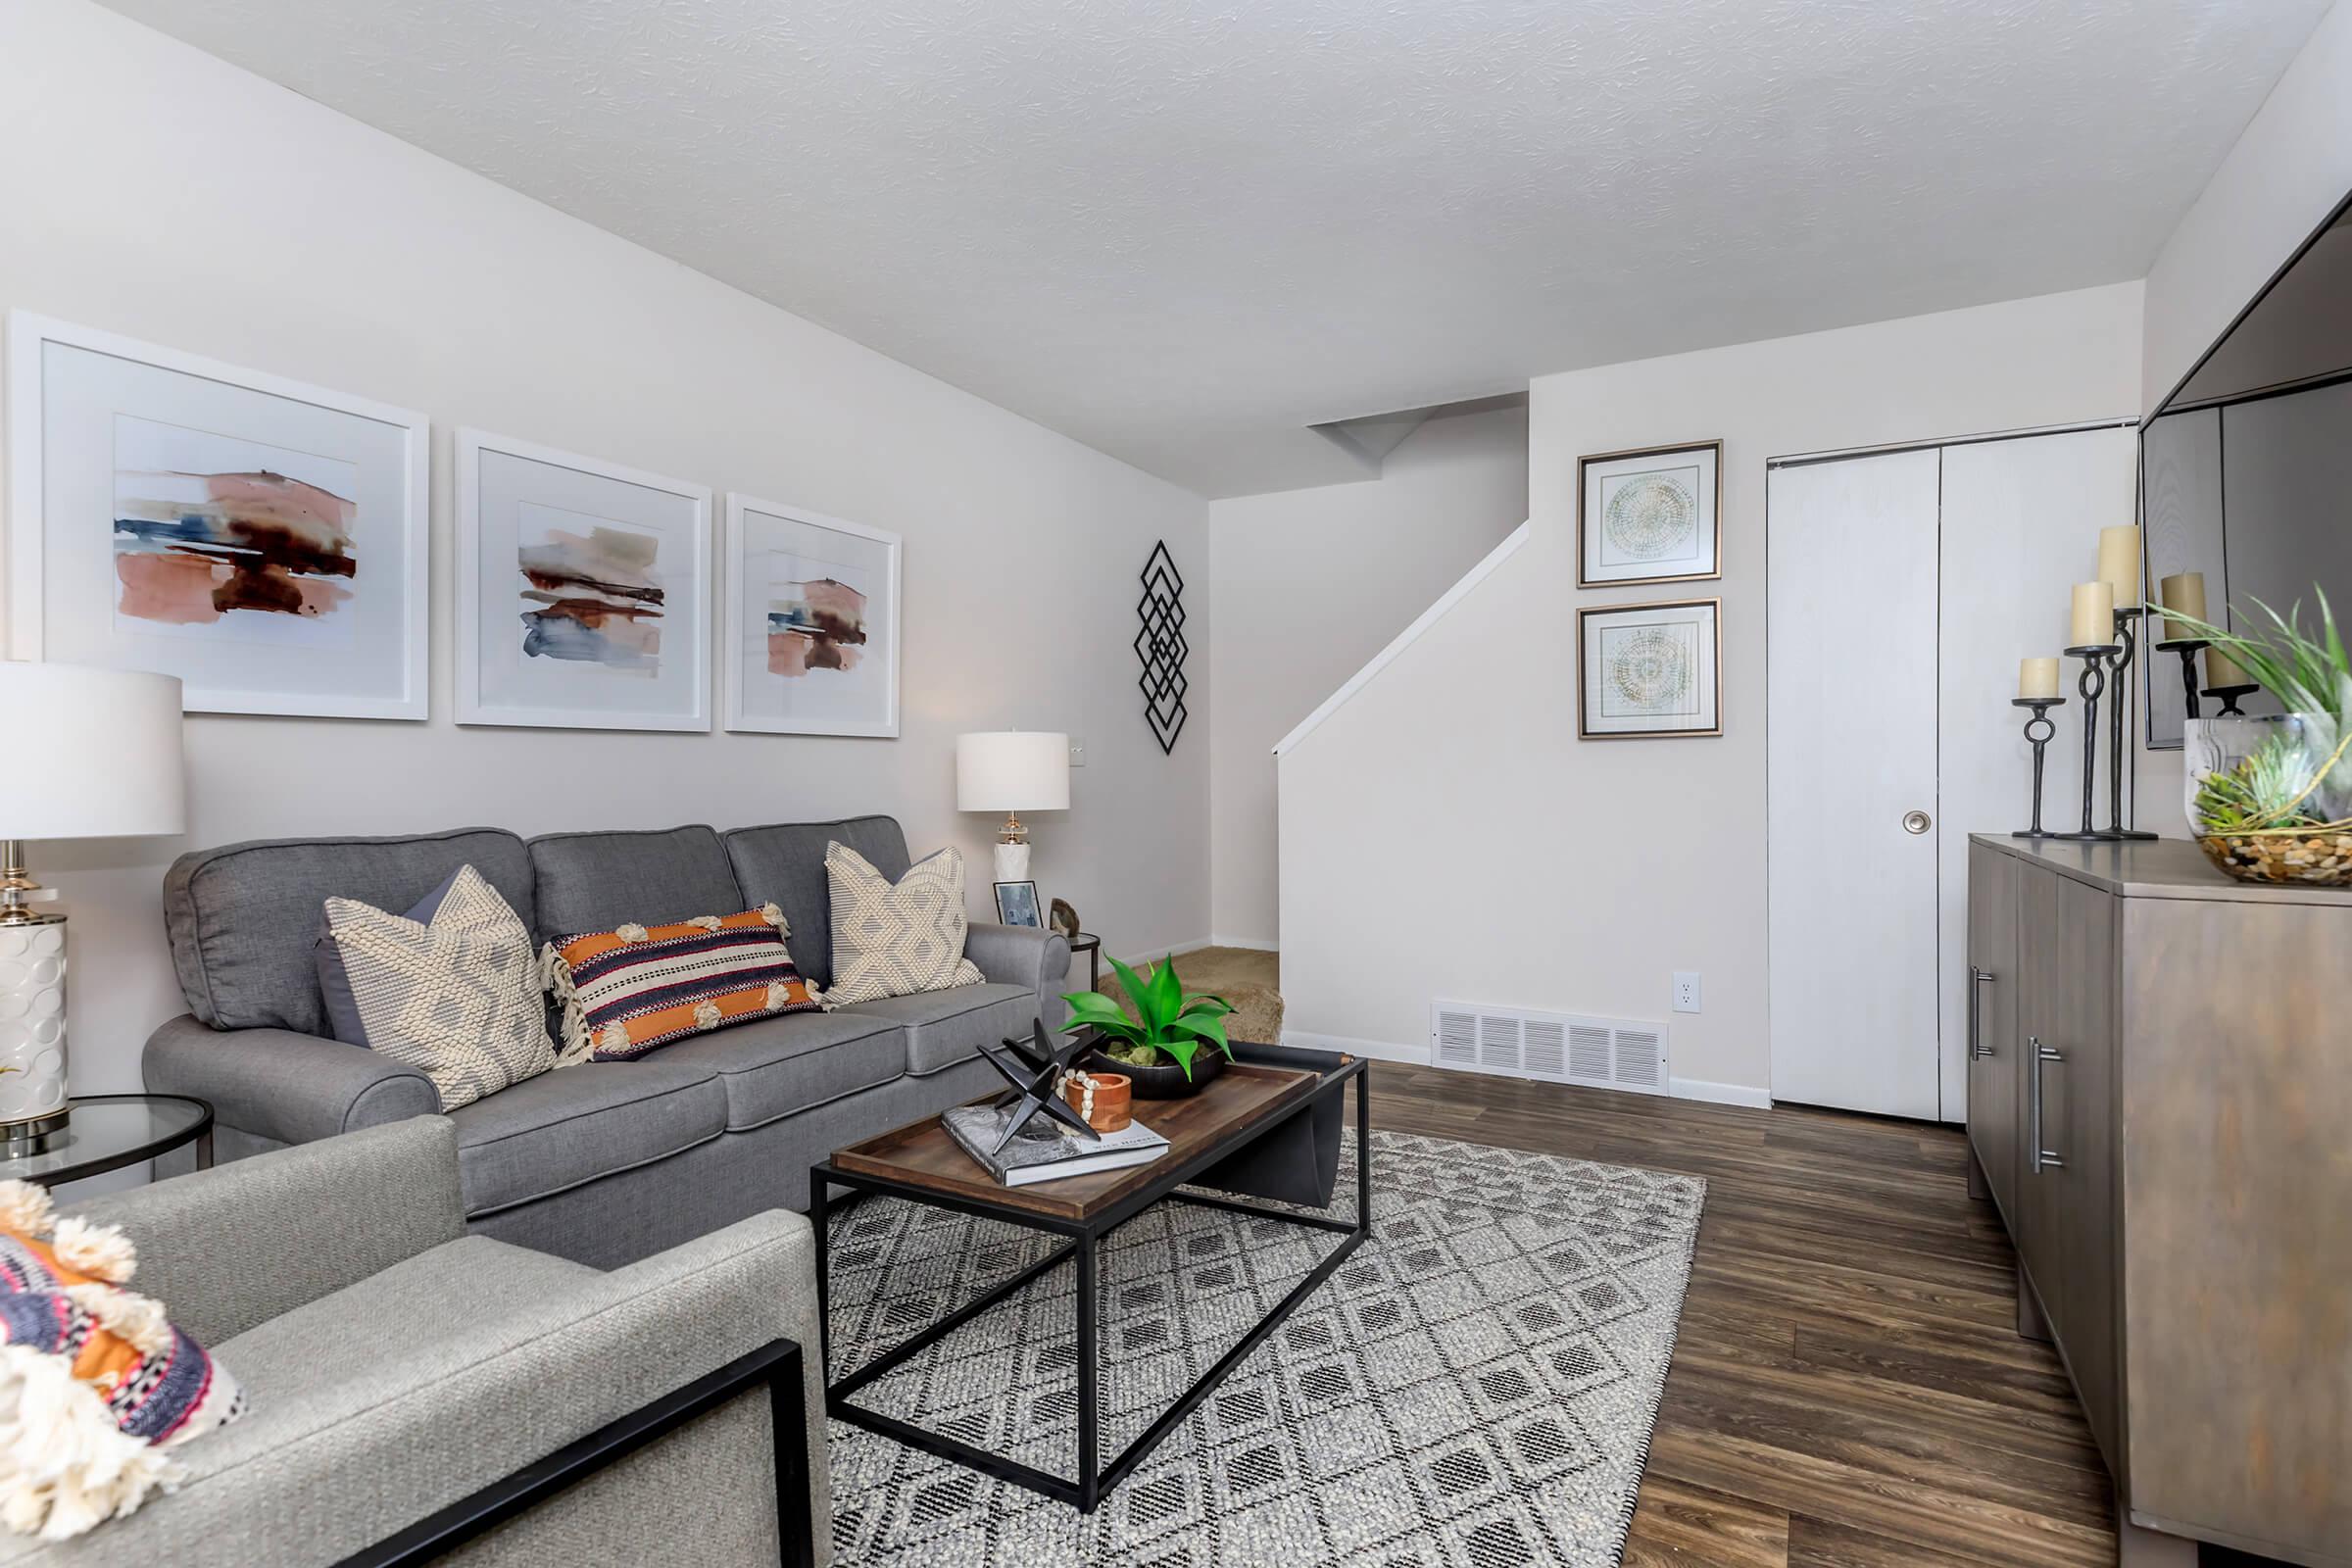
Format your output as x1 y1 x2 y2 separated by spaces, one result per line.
2156 589 2352 884
1060 955 1235 1099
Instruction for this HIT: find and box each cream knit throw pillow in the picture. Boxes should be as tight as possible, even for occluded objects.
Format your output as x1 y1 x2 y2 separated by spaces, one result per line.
321 864 556 1109
824 843 986 1005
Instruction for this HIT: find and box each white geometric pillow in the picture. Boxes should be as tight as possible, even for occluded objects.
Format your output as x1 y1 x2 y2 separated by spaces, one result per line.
320 864 556 1110
824 843 986 1006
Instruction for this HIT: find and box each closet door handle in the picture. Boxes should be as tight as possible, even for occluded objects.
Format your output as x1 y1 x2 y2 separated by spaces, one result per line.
2030 1038 2066 1173
1969 967 1994 1058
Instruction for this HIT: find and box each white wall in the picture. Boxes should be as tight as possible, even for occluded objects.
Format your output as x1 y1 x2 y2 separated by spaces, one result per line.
1207 408 1526 948
2142 0 2352 413
1279 283 2142 1100
0 0 1210 1097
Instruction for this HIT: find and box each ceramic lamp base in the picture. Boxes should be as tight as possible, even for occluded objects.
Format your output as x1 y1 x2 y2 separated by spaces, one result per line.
993 840 1032 883
0 917 70 1135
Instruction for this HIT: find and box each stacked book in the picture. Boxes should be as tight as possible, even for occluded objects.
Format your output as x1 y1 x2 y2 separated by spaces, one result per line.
944 1103 1169 1187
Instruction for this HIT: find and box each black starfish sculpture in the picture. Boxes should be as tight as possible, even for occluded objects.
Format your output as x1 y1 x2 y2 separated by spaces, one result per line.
976 1019 1102 1153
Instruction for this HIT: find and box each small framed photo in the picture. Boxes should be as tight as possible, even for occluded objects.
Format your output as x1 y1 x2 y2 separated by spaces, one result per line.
1578 598 1722 740
993 880 1043 928
1578 439 1722 588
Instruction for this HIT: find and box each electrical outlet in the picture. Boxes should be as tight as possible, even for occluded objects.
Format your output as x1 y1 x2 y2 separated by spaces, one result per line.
1672 972 1702 1013
1068 739 1087 767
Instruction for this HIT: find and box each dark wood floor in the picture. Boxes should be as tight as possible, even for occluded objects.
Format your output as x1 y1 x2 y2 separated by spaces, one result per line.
1356 1060 2123 1568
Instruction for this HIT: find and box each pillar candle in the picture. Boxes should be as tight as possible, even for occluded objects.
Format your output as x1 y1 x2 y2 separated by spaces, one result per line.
2018 658 2061 700
2157 570 2207 639
2096 525 2142 609
2070 580 2115 649
2205 645 2253 691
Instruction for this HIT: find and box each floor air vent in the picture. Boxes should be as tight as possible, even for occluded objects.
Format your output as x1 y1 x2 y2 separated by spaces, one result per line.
1429 1001 1667 1096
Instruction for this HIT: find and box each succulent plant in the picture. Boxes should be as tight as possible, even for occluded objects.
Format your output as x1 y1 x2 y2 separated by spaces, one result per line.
1060 955 1234 1081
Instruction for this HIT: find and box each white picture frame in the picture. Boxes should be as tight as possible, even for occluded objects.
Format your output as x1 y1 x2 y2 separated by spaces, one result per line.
723 493 902 738
455 428 711 732
1577 439 1723 588
5 312 429 719
1577 597 1723 740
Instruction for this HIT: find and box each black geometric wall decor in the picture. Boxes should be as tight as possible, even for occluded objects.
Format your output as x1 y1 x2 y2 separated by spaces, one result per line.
1136 541 1189 755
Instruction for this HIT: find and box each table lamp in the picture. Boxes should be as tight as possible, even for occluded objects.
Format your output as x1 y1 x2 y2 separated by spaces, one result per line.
0 662 185 1151
956 731 1069 884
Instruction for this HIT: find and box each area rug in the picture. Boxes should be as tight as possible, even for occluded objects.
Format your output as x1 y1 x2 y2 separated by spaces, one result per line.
824 1130 1704 1567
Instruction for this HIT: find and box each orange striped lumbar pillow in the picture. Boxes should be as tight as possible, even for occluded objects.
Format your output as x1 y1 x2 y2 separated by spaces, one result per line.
542 905 825 1064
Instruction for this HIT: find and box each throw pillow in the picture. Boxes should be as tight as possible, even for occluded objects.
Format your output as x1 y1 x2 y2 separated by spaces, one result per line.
314 864 466 1048
824 842 986 1005
318 864 556 1111
0 1181 244 1541
542 905 823 1064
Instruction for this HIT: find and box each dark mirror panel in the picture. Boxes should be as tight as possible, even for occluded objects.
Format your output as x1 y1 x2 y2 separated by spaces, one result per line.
2142 193 2352 749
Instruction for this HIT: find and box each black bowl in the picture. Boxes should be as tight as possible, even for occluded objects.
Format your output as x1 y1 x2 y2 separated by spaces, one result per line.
1080 1040 1227 1099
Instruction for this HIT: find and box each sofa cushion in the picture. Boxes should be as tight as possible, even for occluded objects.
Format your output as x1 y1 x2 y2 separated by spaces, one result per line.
839 982 1038 1076
445 1058 726 1216
164 829 535 1035
525 825 743 943
649 1010 906 1131
722 816 911 986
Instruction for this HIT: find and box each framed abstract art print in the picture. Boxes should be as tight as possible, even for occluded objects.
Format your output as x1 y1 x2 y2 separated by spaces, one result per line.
1577 598 1722 740
456 428 711 731
722 494 901 738
5 313 428 719
1577 439 1722 588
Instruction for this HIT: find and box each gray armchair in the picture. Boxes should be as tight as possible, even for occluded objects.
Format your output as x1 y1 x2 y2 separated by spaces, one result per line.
4 1118 827 1567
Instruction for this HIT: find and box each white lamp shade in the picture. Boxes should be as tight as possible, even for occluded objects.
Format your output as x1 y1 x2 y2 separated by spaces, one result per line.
956 731 1070 812
0 662 186 840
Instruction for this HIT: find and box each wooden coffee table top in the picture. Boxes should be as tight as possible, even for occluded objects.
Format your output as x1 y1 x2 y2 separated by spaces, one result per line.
825 1062 1319 1223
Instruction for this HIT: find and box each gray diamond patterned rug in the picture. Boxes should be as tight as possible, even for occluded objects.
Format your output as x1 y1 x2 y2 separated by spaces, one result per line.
825 1129 1704 1567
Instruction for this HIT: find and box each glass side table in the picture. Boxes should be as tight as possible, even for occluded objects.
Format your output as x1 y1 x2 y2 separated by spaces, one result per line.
0 1094 213 1188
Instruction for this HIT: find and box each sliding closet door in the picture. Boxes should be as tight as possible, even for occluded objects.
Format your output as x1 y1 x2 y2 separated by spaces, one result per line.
1936 427 2136 1118
1768 450 1942 1118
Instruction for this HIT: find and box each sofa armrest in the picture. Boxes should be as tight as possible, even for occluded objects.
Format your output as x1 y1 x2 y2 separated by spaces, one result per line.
964 922 1072 1030
61 1117 466 1346
604 1209 830 1545
143 1012 438 1147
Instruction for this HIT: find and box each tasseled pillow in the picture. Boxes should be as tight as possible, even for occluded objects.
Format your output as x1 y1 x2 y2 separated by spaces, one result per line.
0 1181 244 1541
542 904 825 1063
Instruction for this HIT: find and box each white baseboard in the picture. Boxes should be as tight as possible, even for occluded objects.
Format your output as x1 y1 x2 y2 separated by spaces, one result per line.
1209 934 1280 953
1669 1076 1773 1109
1281 1028 1431 1066
1118 937 1213 967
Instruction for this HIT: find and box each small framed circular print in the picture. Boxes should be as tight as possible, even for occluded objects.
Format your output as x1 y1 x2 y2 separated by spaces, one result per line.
1577 439 1722 588
1577 597 1722 740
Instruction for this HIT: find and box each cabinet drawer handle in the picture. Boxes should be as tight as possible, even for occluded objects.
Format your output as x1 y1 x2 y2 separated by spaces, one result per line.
2030 1038 2066 1173
1969 967 1994 1058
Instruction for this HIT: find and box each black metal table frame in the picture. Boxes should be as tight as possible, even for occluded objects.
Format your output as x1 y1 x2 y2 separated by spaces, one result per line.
810 1057 1369 1513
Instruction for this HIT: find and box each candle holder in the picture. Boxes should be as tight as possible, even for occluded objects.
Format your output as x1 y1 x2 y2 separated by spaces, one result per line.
2155 637 2208 723
2204 683 2259 717
2011 697 2065 839
2099 608 2157 841
2055 643 2120 841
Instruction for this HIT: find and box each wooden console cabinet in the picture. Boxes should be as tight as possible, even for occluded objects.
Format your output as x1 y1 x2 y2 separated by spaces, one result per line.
1966 835 2352 1566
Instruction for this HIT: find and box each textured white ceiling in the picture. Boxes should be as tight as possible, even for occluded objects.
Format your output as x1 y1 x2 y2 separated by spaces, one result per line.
97 0 2330 496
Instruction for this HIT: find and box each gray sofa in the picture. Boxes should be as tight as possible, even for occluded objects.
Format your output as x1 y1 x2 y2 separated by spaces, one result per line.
146 816 1069 1269
5 1116 824 1567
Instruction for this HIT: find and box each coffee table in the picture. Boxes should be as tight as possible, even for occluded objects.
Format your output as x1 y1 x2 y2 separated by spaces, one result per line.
810 1045 1367 1512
